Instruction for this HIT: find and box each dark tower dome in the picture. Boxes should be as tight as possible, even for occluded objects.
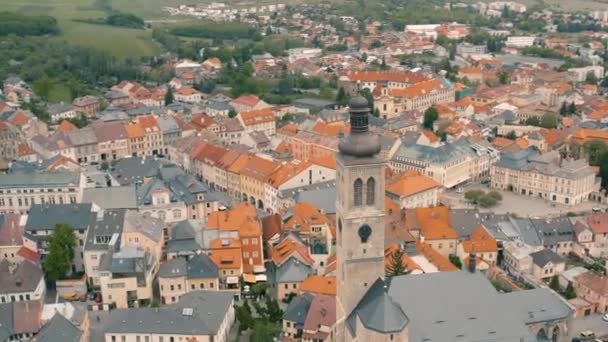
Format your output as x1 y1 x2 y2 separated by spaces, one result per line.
338 96 381 157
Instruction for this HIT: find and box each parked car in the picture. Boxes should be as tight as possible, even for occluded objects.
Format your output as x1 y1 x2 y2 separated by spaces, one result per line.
602 313 608 322
63 293 80 301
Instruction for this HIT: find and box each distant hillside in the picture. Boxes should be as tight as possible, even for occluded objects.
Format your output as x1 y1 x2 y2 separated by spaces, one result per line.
0 12 59 36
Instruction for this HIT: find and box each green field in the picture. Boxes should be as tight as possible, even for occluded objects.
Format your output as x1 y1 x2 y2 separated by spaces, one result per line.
0 0 161 58
47 82 72 103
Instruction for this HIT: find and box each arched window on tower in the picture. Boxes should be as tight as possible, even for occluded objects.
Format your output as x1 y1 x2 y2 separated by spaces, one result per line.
366 177 376 206
354 178 363 206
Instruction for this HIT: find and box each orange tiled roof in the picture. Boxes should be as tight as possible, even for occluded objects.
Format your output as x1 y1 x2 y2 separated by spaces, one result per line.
124 123 145 138
231 95 262 107
459 67 482 75
411 206 459 240
309 155 336 170
283 202 334 234
299 275 336 296
415 241 459 272
18 144 34 156
384 243 421 273
209 240 243 269
57 120 77 132
388 79 445 99
137 115 160 130
206 203 260 237
240 156 281 181
11 111 29 126
420 129 440 142
271 238 315 266
386 170 440 198
344 71 427 83
176 86 199 96
491 137 515 149
462 225 498 253
311 121 349 137
239 107 275 126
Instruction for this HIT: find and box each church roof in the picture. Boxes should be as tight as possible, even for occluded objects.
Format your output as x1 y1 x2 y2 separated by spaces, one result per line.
346 278 409 336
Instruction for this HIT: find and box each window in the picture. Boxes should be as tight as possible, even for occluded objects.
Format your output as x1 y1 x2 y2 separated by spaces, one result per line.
136 336 141 342
284 284 289 289
210 282 214 288
243 238 249 245
121 336 126 342
173 209 181 219
200 283 205 289
354 178 363 206
112 336 116 342
252 238 258 245
191 284 195 290
170 285 174 291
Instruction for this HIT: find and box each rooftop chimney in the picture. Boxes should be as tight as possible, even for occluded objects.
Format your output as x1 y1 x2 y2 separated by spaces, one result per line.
468 252 476 274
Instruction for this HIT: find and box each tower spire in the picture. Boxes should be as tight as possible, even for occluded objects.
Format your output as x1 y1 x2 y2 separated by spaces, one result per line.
338 96 381 157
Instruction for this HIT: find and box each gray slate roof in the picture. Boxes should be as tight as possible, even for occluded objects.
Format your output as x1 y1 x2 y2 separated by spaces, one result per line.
82 186 137 210
84 209 126 251
0 259 43 294
102 291 233 336
159 254 218 280
283 293 314 329
0 172 80 189
111 157 169 186
387 272 568 342
530 248 565 268
26 203 92 232
347 278 409 336
36 313 82 342
276 257 313 283
0 303 13 341
123 210 164 244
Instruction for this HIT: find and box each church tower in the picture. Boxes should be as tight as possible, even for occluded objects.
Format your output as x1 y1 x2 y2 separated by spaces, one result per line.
336 96 386 319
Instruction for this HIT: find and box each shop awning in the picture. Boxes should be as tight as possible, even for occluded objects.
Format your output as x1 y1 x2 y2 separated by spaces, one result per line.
243 273 257 283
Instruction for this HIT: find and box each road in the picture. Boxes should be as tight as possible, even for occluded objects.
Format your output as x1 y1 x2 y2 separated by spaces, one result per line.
569 314 608 340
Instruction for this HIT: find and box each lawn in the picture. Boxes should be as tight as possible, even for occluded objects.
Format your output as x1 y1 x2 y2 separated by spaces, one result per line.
0 0 161 58
47 82 72 103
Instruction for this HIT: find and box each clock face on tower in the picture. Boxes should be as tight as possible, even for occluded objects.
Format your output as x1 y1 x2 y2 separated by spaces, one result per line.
358 224 372 243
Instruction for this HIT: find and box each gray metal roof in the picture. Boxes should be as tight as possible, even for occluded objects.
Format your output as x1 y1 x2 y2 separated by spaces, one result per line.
496 149 594 180
530 248 565 268
0 172 80 188
387 272 566 342
392 139 483 165
84 209 126 251
0 303 13 341
67 127 97 146
500 288 572 324
347 278 409 336
123 210 163 244
449 209 482 238
166 239 202 253
0 259 43 294
26 203 92 232
283 293 314 328
158 257 188 278
111 157 169 186
187 254 218 279
102 291 233 336
36 313 82 342
82 186 137 210
530 217 575 246
276 257 313 283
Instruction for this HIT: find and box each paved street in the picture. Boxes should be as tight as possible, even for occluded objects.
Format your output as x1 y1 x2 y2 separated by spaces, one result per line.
569 314 608 340
442 182 608 218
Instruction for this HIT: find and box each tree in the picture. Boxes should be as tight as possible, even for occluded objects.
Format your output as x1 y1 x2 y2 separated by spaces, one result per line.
525 117 541 126
32 78 53 100
228 109 237 118
265 297 283 322
477 195 498 208
386 248 408 278
564 281 577 299
164 87 174 106
506 130 517 140
487 191 503 201
599 151 608 189
540 112 558 129
449 255 463 269
584 140 608 166
559 102 567 116
568 102 577 114
251 283 268 298
43 223 77 281
585 71 598 84
381 56 388 70
549 275 560 291
251 320 280 342
236 305 254 332
464 190 485 203
422 106 439 130
498 71 510 85
359 88 374 112
336 87 349 107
